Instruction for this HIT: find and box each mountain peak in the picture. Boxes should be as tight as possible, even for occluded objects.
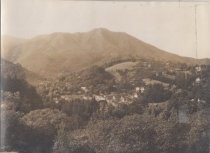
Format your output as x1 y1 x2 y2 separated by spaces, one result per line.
89 28 114 36
90 28 111 33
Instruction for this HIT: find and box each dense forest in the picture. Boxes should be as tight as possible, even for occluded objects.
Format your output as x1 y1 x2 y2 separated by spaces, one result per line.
1 58 210 153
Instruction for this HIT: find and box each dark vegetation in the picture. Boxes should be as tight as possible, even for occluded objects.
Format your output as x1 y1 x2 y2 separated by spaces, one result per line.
1 58 210 153
1 60 42 112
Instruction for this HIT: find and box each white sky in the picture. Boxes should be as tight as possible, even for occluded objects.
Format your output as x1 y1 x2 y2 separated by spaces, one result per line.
1 0 210 58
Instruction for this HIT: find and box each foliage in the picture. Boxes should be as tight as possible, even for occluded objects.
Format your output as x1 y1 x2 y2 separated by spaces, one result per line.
2 59 210 153
1 59 43 113
143 84 172 103
60 99 99 121
52 128 95 153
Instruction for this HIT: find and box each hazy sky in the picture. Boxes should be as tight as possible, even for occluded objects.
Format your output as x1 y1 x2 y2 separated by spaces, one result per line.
1 0 210 58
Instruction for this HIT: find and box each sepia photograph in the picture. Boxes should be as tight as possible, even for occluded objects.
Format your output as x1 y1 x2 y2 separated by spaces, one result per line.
1 0 210 153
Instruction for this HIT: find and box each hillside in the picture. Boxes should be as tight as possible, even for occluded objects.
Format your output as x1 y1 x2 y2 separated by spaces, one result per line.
1 59 210 153
1 35 26 58
1 59 43 112
2 28 210 78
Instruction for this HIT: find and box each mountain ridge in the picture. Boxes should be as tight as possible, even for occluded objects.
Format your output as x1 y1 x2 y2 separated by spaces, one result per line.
2 28 210 78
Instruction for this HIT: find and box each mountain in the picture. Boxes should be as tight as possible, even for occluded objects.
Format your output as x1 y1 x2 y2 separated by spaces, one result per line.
2 28 210 78
1 32 210 153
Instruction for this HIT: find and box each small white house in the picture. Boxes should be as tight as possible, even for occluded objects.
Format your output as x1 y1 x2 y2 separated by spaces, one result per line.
136 87 145 93
190 99 195 102
54 97 60 103
1 103 6 109
83 96 92 100
133 93 138 98
81 87 88 93
195 77 201 84
198 98 206 104
195 66 202 72
136 87 140 92
140 87 145 93
120 96 126 103
60 95 70 101
94 95 106 102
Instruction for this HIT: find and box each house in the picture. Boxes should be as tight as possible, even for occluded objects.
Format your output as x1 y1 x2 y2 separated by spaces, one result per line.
136 87 140 92
81 86 88 93
175 89 183 94
162 73 176 80
133 93 138 98
60 95 70 101
135 86 145 93
105 93 135 106
120 96 126 103
190 99 195 102
175 68 182 71
197 98 206 104
166 62 170 66
195 77 201 84
1 103 6 109
195 66 202 72
140 87 145 93
53 97 60 103
94 95 106 102
83 96 92 100
112 95 116 100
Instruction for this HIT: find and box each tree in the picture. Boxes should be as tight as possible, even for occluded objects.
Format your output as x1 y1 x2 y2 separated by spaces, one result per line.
143 84 172 103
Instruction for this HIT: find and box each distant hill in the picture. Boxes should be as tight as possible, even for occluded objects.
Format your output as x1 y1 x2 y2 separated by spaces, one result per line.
1 58 44 86
1 59 43 112
2 28 210 78
2 35 26 58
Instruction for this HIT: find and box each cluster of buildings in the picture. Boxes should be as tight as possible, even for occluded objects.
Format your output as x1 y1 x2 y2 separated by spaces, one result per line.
47 63 209 110
52 85 146 107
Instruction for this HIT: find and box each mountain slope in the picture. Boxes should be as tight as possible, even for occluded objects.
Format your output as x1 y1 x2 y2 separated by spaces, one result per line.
1 35 26 58
1 59 43 112
2 28 210 78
